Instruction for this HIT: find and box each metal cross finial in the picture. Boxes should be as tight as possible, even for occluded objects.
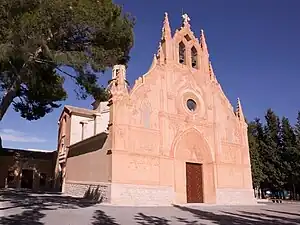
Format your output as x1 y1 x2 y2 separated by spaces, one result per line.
182 13 190 24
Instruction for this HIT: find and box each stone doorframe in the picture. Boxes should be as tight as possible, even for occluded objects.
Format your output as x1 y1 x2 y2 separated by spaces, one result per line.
170 128 216 204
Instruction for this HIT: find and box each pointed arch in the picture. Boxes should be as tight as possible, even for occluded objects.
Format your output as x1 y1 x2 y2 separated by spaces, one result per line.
179 41 186 64
170 128 213 163
140 100 152 129
191 46 198 69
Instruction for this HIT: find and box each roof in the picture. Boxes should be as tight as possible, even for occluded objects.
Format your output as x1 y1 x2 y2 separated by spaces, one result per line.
64 105 97 116
1 148 56 153
58 105 97 122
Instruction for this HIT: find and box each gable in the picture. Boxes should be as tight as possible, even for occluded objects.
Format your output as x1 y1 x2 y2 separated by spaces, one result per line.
107 13 246 143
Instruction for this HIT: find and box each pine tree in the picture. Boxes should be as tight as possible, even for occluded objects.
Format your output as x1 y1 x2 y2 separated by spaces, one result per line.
280 116 298 199
248 120 265 191
292 111 300 199
0 0 135 121
263 109 283 194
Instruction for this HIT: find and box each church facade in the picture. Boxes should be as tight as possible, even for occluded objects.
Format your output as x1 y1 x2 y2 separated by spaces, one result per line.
55 13 256 205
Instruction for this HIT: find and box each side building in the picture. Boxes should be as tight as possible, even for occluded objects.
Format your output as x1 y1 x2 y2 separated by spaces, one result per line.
0 148 56 191
54 102 110 193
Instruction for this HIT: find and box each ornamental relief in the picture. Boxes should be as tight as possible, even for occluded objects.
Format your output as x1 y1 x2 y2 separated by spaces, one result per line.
127 155 159 183
168 120 182 140
129 105 140 126
220 145 241 164
222 122 242 145
129 129 159 154
128 97 157 129
114 125 127 150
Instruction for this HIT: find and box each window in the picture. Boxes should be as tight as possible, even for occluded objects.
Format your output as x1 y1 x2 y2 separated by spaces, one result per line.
142 102 151 129
191 46 198 68
184 34 191 42
187 99 197 112
179 41 186 64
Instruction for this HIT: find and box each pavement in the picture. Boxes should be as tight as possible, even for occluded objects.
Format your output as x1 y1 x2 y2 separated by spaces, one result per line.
1 190 300 224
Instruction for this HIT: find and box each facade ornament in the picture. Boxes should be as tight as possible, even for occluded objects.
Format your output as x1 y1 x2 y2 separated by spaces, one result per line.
182 13 191 25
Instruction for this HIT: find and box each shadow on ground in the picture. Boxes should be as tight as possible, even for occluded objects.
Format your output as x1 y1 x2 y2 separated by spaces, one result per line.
0 189 102 225
173 204 300 225
91 210 120 225
134 212 170 225
2 190 300 225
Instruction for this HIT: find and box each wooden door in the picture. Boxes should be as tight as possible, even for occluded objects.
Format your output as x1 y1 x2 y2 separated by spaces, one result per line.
21 169 33 189
186 162 203 203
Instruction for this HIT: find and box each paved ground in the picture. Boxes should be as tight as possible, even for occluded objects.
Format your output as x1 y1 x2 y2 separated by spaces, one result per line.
1 190 300 224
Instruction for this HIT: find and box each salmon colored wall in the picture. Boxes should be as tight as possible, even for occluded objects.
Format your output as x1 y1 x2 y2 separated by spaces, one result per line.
107 13 252 204
65 133 111 184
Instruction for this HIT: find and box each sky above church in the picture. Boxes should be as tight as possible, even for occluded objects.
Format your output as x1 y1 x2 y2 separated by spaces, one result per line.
1 0 300 150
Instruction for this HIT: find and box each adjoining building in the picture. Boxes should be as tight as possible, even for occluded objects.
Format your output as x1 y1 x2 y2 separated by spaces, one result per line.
55 13 256 205
0 148 57 192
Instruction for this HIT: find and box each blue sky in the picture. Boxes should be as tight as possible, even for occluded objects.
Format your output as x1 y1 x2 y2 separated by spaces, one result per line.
1 0 300 150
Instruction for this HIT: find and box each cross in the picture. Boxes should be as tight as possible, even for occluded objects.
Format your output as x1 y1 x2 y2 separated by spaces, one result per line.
182 13 190 24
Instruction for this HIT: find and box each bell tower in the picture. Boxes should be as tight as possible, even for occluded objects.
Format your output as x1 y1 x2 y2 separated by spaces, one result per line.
155 12 215 81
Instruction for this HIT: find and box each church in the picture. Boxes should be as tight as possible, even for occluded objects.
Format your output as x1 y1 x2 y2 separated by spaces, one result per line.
54 13 256 205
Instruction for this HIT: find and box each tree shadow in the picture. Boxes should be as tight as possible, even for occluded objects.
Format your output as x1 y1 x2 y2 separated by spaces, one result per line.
83 186 104 202
0 208 45 225
234 210 300 224
264 209 300 217
173 204 300 225
134 212 170 225
91 210 120 225
0 188 101 225
175 217 198 225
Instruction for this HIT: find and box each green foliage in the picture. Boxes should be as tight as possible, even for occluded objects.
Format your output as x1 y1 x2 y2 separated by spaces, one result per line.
248 120 265 188
0 0 135 120
248 109 300 199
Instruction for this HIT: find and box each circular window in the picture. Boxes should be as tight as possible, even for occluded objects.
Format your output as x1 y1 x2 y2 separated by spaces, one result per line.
186 99 197 112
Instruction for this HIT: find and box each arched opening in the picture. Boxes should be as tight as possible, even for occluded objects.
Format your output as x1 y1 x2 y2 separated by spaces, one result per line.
141 101 151 129
179 41 186 64
142 106 151 129
191 46 198 68
171 129 216 204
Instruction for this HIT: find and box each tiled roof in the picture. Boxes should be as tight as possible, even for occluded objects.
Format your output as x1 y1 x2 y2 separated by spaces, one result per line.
64 105 97 116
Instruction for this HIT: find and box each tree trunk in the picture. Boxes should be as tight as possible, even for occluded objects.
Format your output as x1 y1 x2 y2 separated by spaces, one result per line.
0 89 16 121
293 183 296 200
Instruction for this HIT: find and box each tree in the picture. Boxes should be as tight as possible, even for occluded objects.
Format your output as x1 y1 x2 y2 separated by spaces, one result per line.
248 120 264 190
0 0 135 120
262 109 283 193
294 111 300 145
292 111 300 199
280 116 298 199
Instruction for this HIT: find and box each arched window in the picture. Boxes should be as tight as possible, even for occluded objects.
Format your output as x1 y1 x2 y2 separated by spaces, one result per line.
191 46 198 68
179 41 186 64
141 102 151 129
143 107 150 128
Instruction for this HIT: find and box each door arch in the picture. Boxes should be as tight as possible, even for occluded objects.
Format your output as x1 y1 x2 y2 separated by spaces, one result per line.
171 128 216 203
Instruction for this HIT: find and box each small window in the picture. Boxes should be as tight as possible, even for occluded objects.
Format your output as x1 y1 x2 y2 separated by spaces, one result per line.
191 46 198 68
184 34 191 42
187 99 197 112
179 41 186 64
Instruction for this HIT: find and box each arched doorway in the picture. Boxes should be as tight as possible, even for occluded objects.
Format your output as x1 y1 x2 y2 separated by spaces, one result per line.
171 128 216 204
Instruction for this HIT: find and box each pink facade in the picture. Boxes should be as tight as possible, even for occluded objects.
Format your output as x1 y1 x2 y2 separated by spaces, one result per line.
56 13 256 205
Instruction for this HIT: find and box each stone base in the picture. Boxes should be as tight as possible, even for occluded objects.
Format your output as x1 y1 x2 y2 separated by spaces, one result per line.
216 188 257 205
64 183 256 206
64 182 111 203
110 183 174 206
64 182 174 206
